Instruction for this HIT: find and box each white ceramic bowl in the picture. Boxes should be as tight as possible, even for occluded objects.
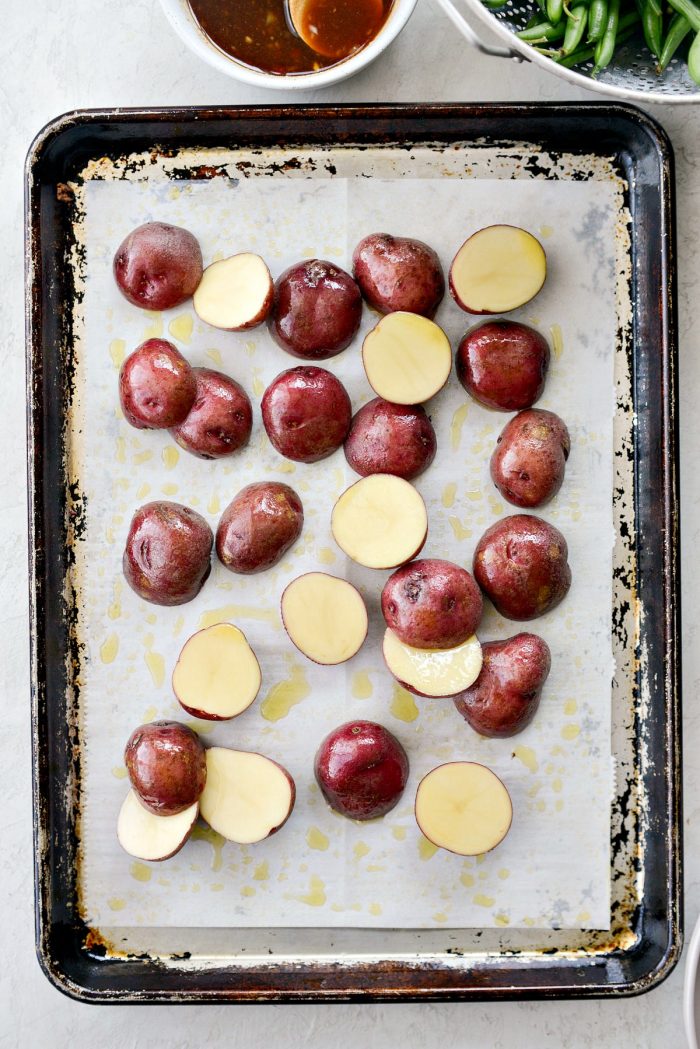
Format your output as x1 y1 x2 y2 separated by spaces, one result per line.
159 0 418 90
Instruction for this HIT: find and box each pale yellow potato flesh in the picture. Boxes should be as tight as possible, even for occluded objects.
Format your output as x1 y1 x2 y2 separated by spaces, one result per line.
173 623 262 719
383 629 482 697
415 762 512 856
200 748 295 845
450 225 546 314
331 474 428 569
281 572 368 665
362 312 452 405
193 252 272 330
117 790 198 861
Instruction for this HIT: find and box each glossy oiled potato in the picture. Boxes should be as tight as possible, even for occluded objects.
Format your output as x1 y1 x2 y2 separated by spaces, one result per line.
262 366 351 463
457 321 550 411
381 559 483 649
123 500 213 606
314 720 409 820
216 482 304 574
491 409 570 508
352 234 445 318
119 338 196 430
344 398 437 480
268 259 362 360
171 367 252 459
125 720 206 815
113 221 203 311
473 514 571 620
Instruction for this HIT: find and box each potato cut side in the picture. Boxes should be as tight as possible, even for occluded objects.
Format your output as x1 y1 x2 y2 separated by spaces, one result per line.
193 252 273 331
200 747 296 844
172 623 262 720
450 226 546 314
383 629 482 697
281 572 368 665
117 789 198 861
415 762 512 856
362 312 452 405
331 474 428 570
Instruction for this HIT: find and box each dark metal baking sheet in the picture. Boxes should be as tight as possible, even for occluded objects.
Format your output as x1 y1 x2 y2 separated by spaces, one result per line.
25 103 681 1002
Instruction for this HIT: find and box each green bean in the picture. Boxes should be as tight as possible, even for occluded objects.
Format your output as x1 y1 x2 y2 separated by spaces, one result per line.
587 0 608 40
642 0 663 57
646 0 663 18
689 29 700 81
593 0 621 71
517 19 567 39
547 0 565 23
563 4 589 50
667 0 700 31
658 12 692 69
556 20 636 62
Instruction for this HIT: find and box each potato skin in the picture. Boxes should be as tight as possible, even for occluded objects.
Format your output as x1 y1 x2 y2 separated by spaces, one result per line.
453 633 551 737
314 720 409 820
119 338 196 430
352 234 445 318
473 514 571 620
262 366 352 463
123 500 213 606
381 559 483 649
268 259 362 360
113 222 203 311
344 398 436 480
171 367 252 459
216 482 304 574
125 720 206 815
456 321 550 411
491 409 570 508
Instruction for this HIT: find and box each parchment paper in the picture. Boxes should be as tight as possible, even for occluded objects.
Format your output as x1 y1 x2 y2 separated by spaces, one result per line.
77 171 616 930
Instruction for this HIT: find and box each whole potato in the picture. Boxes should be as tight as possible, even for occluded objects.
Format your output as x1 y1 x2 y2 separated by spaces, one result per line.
453 633 551 737
125 720 206 815
171 367 252 459
491 409 570 508
216 482 304 574
352 234 445 318
268 259 362 360
382 559 483 649
344 398 436 480
123 500 213 605
113 221 203 311
119 338 196 430
473 514 571 620
456 320 550 411
262 366 351 463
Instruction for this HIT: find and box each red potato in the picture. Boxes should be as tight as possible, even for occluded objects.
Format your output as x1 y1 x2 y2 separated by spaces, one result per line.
449 225 546 314
331 474 428 570
119 338 196 430
193 253 273 331
362 312 452 405
216 482 304 574
473 514 571 620
314 721 409 821
124 720 206 815
173 624 262 720
123 500 213 606
268 259 362 360
113 221 203 311
281 573 368 665
491 409 570 508
171 367 252 459
261 366 351 464
453 633 551 738
456 321 550 411
415 762 512 856
383 629 483 698
352 233 445 318
344 398 437 480
381 559 483 650
199 747 296 844
117 790 199 862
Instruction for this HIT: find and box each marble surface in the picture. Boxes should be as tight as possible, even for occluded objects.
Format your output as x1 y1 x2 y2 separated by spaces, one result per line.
1 1 698 1046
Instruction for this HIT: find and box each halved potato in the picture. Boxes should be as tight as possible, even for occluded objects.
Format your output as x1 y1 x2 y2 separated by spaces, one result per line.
281 572 368 665
331 474 428 569
173 623 262 720
415 761 512 856
193 253 273 331
200 747 295 845
450 226 546 314
117 789 198 861
383 628 482 697
362 312 452 404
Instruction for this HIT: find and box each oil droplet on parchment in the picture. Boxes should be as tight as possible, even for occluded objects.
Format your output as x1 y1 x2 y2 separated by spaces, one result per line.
318 546 336 565
550 323 564 359
498 868 510 880
564 698 578 716
108 580 122 621
143 311 163 339
562 723 580 741
369 902 382 916
109 338 126 369
391 826 407 841
253 861 269 881
168 313 193 344
100 634 119 664
208 493 220 515
130 862 152 883
391 684 418 723
162 446 180 470
261 664 310 722
418 837 438 861
513 745 538 773
241 886 256 898
136 483 151 500
441 483 457 509
115 436 126 464
473 894 495 908
244 340 257 356
276 461 296 474
433 912 448 923
539 224 554 239
494 913 510 926
142 705 158 723
191 826 226 872
252 374 265 398
353 842 370 861
133 450 153 465
295 875 326 907
143 635 165 688
306 827 329 851
108 898 126 911
111 765 128 780
448 516 472 542
351 671 373 700
205 348 222 367
460 871 475 887
450 403 469 451
199 604 278 629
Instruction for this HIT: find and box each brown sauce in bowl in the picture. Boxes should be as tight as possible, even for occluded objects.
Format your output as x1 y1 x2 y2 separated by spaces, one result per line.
188 0 393 75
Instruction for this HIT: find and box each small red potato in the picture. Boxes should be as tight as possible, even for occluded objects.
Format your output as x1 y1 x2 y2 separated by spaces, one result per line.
281 573 368 665
113 221 203 311
453 633 551 737
117 791 199 862
216 482 304 574
173 624 262 721
268 259 362 360
119 338 196 430
124 720 206 815
449 225 546 314
193 253 273 331
415 762 512 856
456 321 550 411
473 514 571 620
381 559 483 650
314 720 409 821
383 629 482 698
123 500 213 606
171 367 252 459
362 312 452 405
344 398 437 480
332 474 428 570
352 233 445 318
199 748 296 844
491 409 570 508
261 366 351 463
